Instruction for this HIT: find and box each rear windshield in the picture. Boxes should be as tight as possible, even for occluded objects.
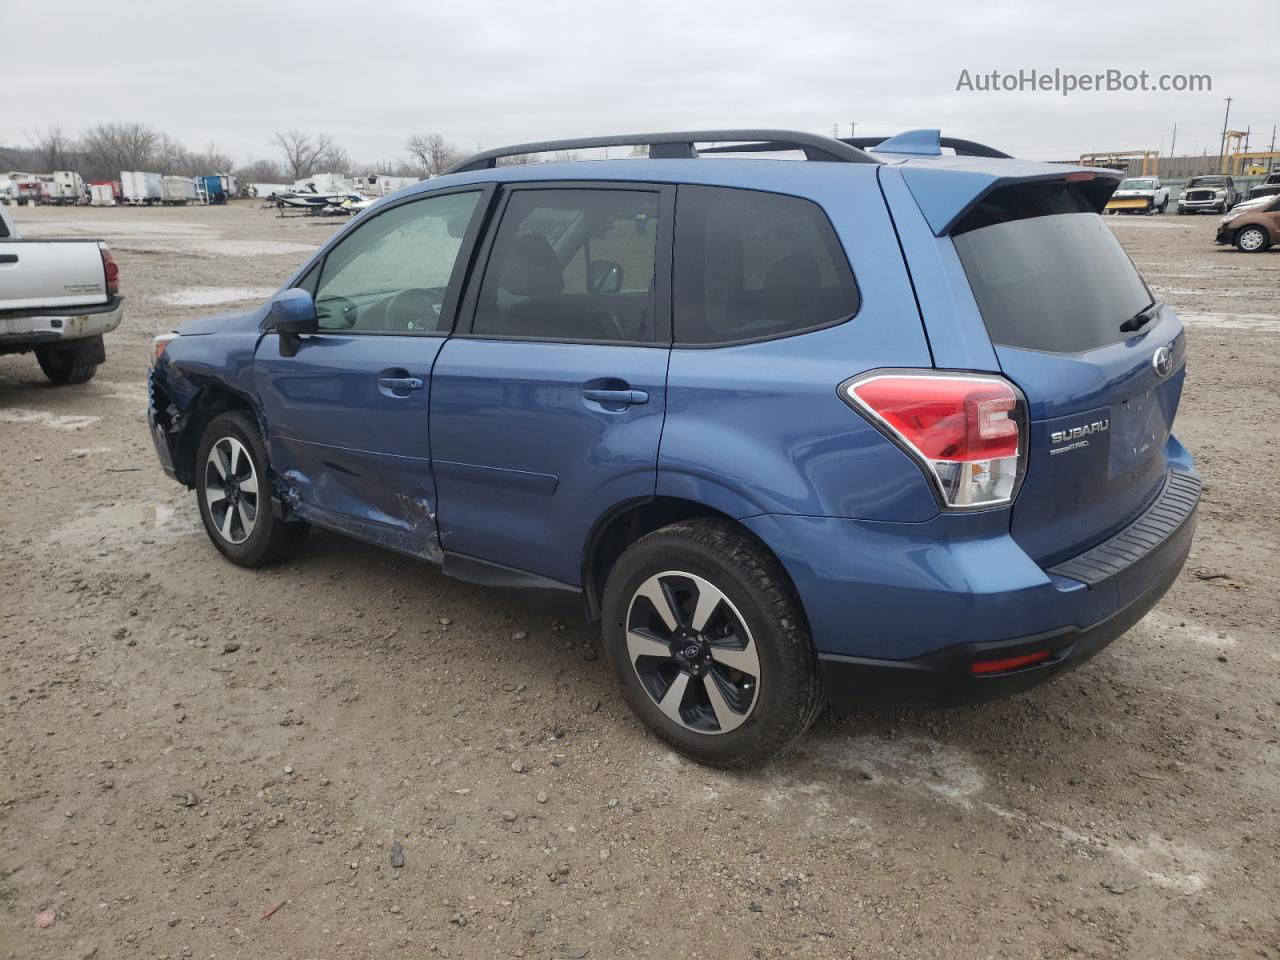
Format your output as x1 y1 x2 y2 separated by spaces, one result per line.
952 182 1152 354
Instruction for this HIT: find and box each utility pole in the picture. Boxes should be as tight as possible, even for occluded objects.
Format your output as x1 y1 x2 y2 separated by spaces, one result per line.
1217 96 1232 174
1168 123 1177 159
849 121 856 138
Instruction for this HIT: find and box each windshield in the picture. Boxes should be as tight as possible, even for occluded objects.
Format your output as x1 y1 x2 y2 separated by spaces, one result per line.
1189 177 1227 187
952 182 1152 354
1120 179 1155 189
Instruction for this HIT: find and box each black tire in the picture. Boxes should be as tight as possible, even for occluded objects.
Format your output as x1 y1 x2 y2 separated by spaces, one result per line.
195 411 308 567
601 518 821 767
1235 226 1271 253
36 343 99 385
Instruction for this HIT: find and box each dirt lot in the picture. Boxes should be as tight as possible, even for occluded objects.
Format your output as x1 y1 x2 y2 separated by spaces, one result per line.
1 202 1277 960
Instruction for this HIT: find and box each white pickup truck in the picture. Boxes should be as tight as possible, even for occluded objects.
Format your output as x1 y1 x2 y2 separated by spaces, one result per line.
0 203 124 384
1104 177 1171 215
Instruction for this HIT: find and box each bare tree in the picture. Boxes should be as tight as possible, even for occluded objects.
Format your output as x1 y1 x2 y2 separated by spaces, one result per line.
28 125 75 171
81 122 160 175
187 142 235 176
153 133 189 174
405 133 461 177
234 158 287 183
273 130 336 180
318 142 350 174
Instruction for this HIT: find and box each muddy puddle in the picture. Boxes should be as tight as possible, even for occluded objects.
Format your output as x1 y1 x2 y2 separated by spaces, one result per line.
0 408 100 430
48 498 201 552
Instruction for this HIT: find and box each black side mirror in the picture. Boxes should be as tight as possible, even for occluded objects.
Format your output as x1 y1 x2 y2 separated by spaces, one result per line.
267 287 319 335
588 259 623 294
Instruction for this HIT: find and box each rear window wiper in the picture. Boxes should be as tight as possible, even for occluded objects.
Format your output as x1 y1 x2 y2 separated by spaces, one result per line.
1120 300 1162 334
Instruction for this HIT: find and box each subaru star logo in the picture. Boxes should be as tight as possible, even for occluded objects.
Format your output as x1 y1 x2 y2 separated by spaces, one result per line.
1152 346 1174 379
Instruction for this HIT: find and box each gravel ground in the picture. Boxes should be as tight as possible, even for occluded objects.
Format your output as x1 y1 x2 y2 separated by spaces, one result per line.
1 202 1277 960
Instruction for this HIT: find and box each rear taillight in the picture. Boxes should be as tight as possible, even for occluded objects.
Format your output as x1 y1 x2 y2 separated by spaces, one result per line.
840 372 1026 509
100 244 120 296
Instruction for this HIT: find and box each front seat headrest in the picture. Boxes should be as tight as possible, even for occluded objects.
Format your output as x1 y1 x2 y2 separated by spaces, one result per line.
498 234 563 298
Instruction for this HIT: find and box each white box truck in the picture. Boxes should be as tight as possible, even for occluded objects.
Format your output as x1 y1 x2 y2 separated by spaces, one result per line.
161 175 197 205
121 171 162 205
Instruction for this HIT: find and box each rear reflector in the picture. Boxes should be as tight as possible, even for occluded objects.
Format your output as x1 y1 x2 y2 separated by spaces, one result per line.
840 372 1026 508
970 650 1051 675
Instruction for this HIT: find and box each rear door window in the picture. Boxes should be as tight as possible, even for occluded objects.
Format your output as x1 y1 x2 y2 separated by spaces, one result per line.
472 188 661 343
673 186 859 345
952 182 1153 354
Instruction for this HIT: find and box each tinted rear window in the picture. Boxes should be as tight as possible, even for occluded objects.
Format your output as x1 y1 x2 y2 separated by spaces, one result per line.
952 182 1152 354
673 185 858 345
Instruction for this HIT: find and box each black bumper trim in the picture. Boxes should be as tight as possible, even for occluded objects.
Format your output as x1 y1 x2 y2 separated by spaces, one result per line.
1048 471 1199 586
819 503 1195 709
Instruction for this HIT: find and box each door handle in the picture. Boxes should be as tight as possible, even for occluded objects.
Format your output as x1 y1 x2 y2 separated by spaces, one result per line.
582 388 649 406
0 254 18 264
377 376 424 394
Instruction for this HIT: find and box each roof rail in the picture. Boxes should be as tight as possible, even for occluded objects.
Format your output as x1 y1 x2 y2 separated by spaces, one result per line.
444 130 881 174
840 134 1012 160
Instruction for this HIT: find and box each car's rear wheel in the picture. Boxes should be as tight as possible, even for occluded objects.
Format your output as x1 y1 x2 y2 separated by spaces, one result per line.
36 341 100 385
195 411 308 567
601 519 821 767
1235 226 1270 253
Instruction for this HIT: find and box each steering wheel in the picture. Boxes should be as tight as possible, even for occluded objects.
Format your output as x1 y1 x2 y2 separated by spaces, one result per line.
384 288 446 332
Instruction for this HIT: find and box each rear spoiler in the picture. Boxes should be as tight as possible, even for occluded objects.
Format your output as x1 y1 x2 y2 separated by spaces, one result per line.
898 163 1122 236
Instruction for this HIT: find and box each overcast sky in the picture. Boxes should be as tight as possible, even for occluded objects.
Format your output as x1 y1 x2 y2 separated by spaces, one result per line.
3 0 1277 167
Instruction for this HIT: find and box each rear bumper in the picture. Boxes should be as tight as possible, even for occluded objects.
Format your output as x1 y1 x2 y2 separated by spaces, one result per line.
743 447 1199 709
818 504 1194 707
0 297 124 354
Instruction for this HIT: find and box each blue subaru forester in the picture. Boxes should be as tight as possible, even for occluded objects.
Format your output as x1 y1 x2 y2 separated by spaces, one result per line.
148 129 1199 766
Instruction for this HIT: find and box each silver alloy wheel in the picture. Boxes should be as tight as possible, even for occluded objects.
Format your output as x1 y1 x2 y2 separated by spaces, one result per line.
1238 227 1266 251
203 436 259 545
625 571 761 735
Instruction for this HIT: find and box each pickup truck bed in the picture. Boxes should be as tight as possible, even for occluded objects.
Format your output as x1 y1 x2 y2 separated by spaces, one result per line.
0 203 124 384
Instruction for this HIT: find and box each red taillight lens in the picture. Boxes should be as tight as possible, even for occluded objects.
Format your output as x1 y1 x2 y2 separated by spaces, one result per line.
100 245 120 296
841 372 1025 508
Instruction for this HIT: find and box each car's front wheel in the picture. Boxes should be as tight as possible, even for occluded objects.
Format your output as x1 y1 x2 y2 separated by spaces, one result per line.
601 519 822 767
195 411 308 567
1235 226 1270 253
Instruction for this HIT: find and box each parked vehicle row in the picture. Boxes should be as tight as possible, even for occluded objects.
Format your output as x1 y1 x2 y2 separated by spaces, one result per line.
0 203 124 384
146 129 1199 766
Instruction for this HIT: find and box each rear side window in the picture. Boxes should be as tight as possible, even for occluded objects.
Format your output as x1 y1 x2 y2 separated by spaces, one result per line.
673 186 859 345
952 182 1152 354
473 188 660 342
